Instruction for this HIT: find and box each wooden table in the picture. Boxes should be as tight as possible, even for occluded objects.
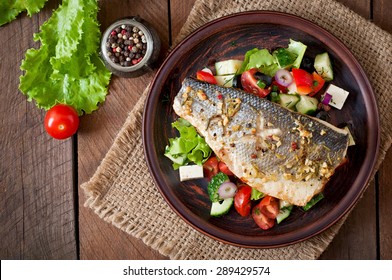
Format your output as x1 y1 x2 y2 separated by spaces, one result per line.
1 0 391 260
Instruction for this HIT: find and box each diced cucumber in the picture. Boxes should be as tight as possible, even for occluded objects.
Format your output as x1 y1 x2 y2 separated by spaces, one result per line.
295 95 319 115
214 74 235 87
314 52 333 81
215 59 243 76
278 93 300 109
277 205 293 224
302 193 324 211
210 198 234 217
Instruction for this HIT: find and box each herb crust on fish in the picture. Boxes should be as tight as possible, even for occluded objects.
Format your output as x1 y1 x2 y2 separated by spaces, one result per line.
173 78 349 206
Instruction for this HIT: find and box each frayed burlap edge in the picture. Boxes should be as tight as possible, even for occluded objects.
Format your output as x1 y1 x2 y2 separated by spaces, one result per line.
81 0 392 259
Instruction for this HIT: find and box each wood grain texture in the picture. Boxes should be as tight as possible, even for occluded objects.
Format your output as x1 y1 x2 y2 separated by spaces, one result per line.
319 0 378 260
373 0 392 32
1 0 391 260
77 0 170 260
378 150 392 259
372 0 392 260
170 0 196 42
0 0 77 259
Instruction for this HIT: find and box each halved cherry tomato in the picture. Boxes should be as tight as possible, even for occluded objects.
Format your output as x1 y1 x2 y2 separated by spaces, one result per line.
258 195 280 219
203 156 219 180
252 205 275 230
218 161 234 176
234 184 252 217
309 72 325 96
271 80 288 93
196 70 217 84
241 68 271 98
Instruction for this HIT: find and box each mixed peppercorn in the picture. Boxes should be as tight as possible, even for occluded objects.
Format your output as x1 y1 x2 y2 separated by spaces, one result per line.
105 24 147 67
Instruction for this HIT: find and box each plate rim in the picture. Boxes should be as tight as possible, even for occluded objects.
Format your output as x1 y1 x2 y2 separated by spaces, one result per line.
142 11 380 248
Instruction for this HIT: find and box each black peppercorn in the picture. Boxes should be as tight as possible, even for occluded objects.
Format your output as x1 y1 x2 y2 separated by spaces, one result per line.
105 23 147 67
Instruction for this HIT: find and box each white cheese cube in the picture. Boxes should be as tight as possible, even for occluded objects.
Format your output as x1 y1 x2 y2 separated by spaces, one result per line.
325 84 349 109
179 165 204 181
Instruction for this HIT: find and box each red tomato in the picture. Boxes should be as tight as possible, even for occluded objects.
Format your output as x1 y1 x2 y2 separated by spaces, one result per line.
196 70 217 84
309 72 326 96
241 68 271 98
203 156 219 180
292 68 314 95
234 184 252 217
252 206 275 230
292 68 326 96
271 80 288 93
218 161 234 176
44 104 79 140
258 195 280 219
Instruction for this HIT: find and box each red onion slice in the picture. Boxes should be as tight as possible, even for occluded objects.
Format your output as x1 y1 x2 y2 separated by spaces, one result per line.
322 93 332 105
218 182 237 199
274 69 293 87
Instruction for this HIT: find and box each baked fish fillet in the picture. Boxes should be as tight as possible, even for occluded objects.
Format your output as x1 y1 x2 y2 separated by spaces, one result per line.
173 77 349 206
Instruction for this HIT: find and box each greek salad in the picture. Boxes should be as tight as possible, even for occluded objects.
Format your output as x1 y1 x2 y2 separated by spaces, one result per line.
165 39 353 230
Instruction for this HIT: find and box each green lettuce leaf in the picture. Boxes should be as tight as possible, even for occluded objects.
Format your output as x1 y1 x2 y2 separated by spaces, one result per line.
19 0 111 115
287 39 307 68
165 118 212 170
241 48 279 77
239 40 307 76
0 0 48 26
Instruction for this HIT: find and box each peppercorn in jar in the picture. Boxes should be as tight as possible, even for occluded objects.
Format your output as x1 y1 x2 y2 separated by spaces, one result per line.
100 17 161 77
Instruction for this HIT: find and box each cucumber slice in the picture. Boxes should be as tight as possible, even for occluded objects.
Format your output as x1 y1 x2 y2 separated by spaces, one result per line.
210 198 233 217
215 59 243 76
214 74 235 87
314 52 333 81
295 95 319 115
276 205 293 224
278 93 300 109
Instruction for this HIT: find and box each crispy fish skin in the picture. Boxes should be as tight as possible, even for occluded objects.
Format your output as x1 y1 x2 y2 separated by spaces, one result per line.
173 77 349 206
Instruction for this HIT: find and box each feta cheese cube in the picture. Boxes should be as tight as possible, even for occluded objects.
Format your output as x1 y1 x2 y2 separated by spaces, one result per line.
325 84 349 109
179 165 204 181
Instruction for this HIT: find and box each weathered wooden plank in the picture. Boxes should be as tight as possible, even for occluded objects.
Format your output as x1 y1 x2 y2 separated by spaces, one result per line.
319 0 378 259
77 0 171 260
170 0 196 43
378 150 392 259
0 0 77 259
373 0 392 32
373 0 392 260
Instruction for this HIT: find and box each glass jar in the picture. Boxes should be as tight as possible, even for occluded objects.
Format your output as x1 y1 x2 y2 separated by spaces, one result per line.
100 17 161 78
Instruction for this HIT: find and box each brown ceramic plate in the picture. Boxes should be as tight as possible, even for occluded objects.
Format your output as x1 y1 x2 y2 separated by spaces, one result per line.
142 11 379 248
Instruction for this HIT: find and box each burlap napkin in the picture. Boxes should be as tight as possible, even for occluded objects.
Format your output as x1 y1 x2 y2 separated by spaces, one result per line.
81 0 392 259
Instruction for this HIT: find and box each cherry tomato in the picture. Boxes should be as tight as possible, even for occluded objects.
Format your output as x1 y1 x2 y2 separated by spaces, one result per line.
241 68 271 98
44 104 79 140
203 156 219 180
271 80 288 93
196 70 217 84
234 184 252 217
252 206 275 230
218 161 234 176
258 195 280 219
309 72 325 96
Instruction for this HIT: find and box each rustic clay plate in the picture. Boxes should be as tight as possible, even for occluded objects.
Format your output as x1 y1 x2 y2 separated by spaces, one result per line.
142 11 379 248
